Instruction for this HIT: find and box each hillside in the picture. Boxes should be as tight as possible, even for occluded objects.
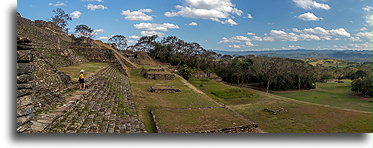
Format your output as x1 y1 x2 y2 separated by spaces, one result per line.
16 13 142 133
215 49 372 62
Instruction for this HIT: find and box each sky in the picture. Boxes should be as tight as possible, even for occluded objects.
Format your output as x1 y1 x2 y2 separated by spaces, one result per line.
18 0 372 51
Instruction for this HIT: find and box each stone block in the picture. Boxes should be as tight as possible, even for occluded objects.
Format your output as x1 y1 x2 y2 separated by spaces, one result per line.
17 63 35 75
17 114 33 127
17 50 33 62
17 95 32 107
17 105 34 117
17 74 34 83
17 88 32 98
17 83 32 90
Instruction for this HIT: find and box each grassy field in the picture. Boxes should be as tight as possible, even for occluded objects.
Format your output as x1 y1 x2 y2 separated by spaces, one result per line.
273 80 372 112
58 62 108 81
190 79 372 133
307 59 359 68
190 79 260 105
129 68 223 132
153 108 250 133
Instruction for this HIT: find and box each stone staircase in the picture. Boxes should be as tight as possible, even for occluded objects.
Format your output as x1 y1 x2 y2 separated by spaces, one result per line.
31 66 146 133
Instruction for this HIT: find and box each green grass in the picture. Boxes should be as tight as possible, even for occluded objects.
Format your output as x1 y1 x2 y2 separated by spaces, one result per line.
129 67 221 133
190 79 259 105
273 80 372 112
58 62 108 81
153 108 250 133
190 79 372 133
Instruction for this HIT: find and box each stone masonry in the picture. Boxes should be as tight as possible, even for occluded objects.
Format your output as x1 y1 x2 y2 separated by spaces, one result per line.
31 66 146 133
17 37 35 133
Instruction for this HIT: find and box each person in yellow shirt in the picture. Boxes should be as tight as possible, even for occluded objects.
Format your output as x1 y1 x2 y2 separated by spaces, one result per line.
79 69 85 89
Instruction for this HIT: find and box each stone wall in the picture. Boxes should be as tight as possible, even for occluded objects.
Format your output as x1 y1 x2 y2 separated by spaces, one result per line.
192 70 222 82
34 20 64 33
192 125 260 133
32 52 72 111
17 37 35 133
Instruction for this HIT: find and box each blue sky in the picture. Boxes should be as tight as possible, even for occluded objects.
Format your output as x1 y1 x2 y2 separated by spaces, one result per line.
18 0 372 51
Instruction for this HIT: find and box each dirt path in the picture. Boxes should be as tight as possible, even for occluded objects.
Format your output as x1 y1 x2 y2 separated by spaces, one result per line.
176 75 223 107
176 75 266 133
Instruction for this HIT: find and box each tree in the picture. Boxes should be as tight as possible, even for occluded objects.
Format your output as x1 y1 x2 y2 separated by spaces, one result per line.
253 58 279 93
178 64 194 80
133 35 158 52
75 24 94 38
351 76 372 97
109 35 128 50
51 8 72 33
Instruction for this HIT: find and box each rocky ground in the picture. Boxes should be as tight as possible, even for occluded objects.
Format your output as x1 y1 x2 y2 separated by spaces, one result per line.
31 66 146 133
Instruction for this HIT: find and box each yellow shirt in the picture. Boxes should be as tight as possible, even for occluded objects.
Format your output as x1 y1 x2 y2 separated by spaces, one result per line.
79 73 84 79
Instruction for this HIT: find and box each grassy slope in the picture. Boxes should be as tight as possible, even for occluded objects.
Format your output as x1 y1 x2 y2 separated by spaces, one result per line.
154 108 249 133
58 62 108 81
190 79 372 133
130 68 260 133
129 68 220 132
273 80 372 112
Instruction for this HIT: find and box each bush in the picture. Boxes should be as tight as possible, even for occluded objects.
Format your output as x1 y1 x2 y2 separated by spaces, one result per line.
351 76 372 97
178 65 194 80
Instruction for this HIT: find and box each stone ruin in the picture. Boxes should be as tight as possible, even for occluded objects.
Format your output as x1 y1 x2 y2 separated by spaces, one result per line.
141 67 175 80
191 70 222 81
147 85 181 93
17 37 35 133
263 107 287 115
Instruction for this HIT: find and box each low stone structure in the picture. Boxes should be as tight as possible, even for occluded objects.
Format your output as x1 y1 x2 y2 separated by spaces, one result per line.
17 37 35 133
191 70 222 82
140 67 166 75
141 67 175 80
193 125 260 133
144 72 175 80
147 86 181 93
263 107 287 115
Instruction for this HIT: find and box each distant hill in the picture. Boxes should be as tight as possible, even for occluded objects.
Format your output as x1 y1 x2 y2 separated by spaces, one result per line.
214 49 372 62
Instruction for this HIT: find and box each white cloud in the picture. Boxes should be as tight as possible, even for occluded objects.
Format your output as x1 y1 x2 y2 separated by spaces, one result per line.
253 27 351 42
348 42 371 50
70 11 82 19
94 29 105 33
362 6 372 12
128 35 140 39
86 4 107 10
48 2 65 7
282 45 301 50
297 12 321 21
356 32 372 39
350 37 362 42
252 36 263 41
247 32 255 36
292 0 331 10
221 18 237 26
141 31 165 37
188 22 198 26
99 36 109 40
219 36 251 43
81 0 103 2
247 13 253 19
134 23 179 32
121 9 153 21
219 36 254 48
164 0 242 26
228 45 241 48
